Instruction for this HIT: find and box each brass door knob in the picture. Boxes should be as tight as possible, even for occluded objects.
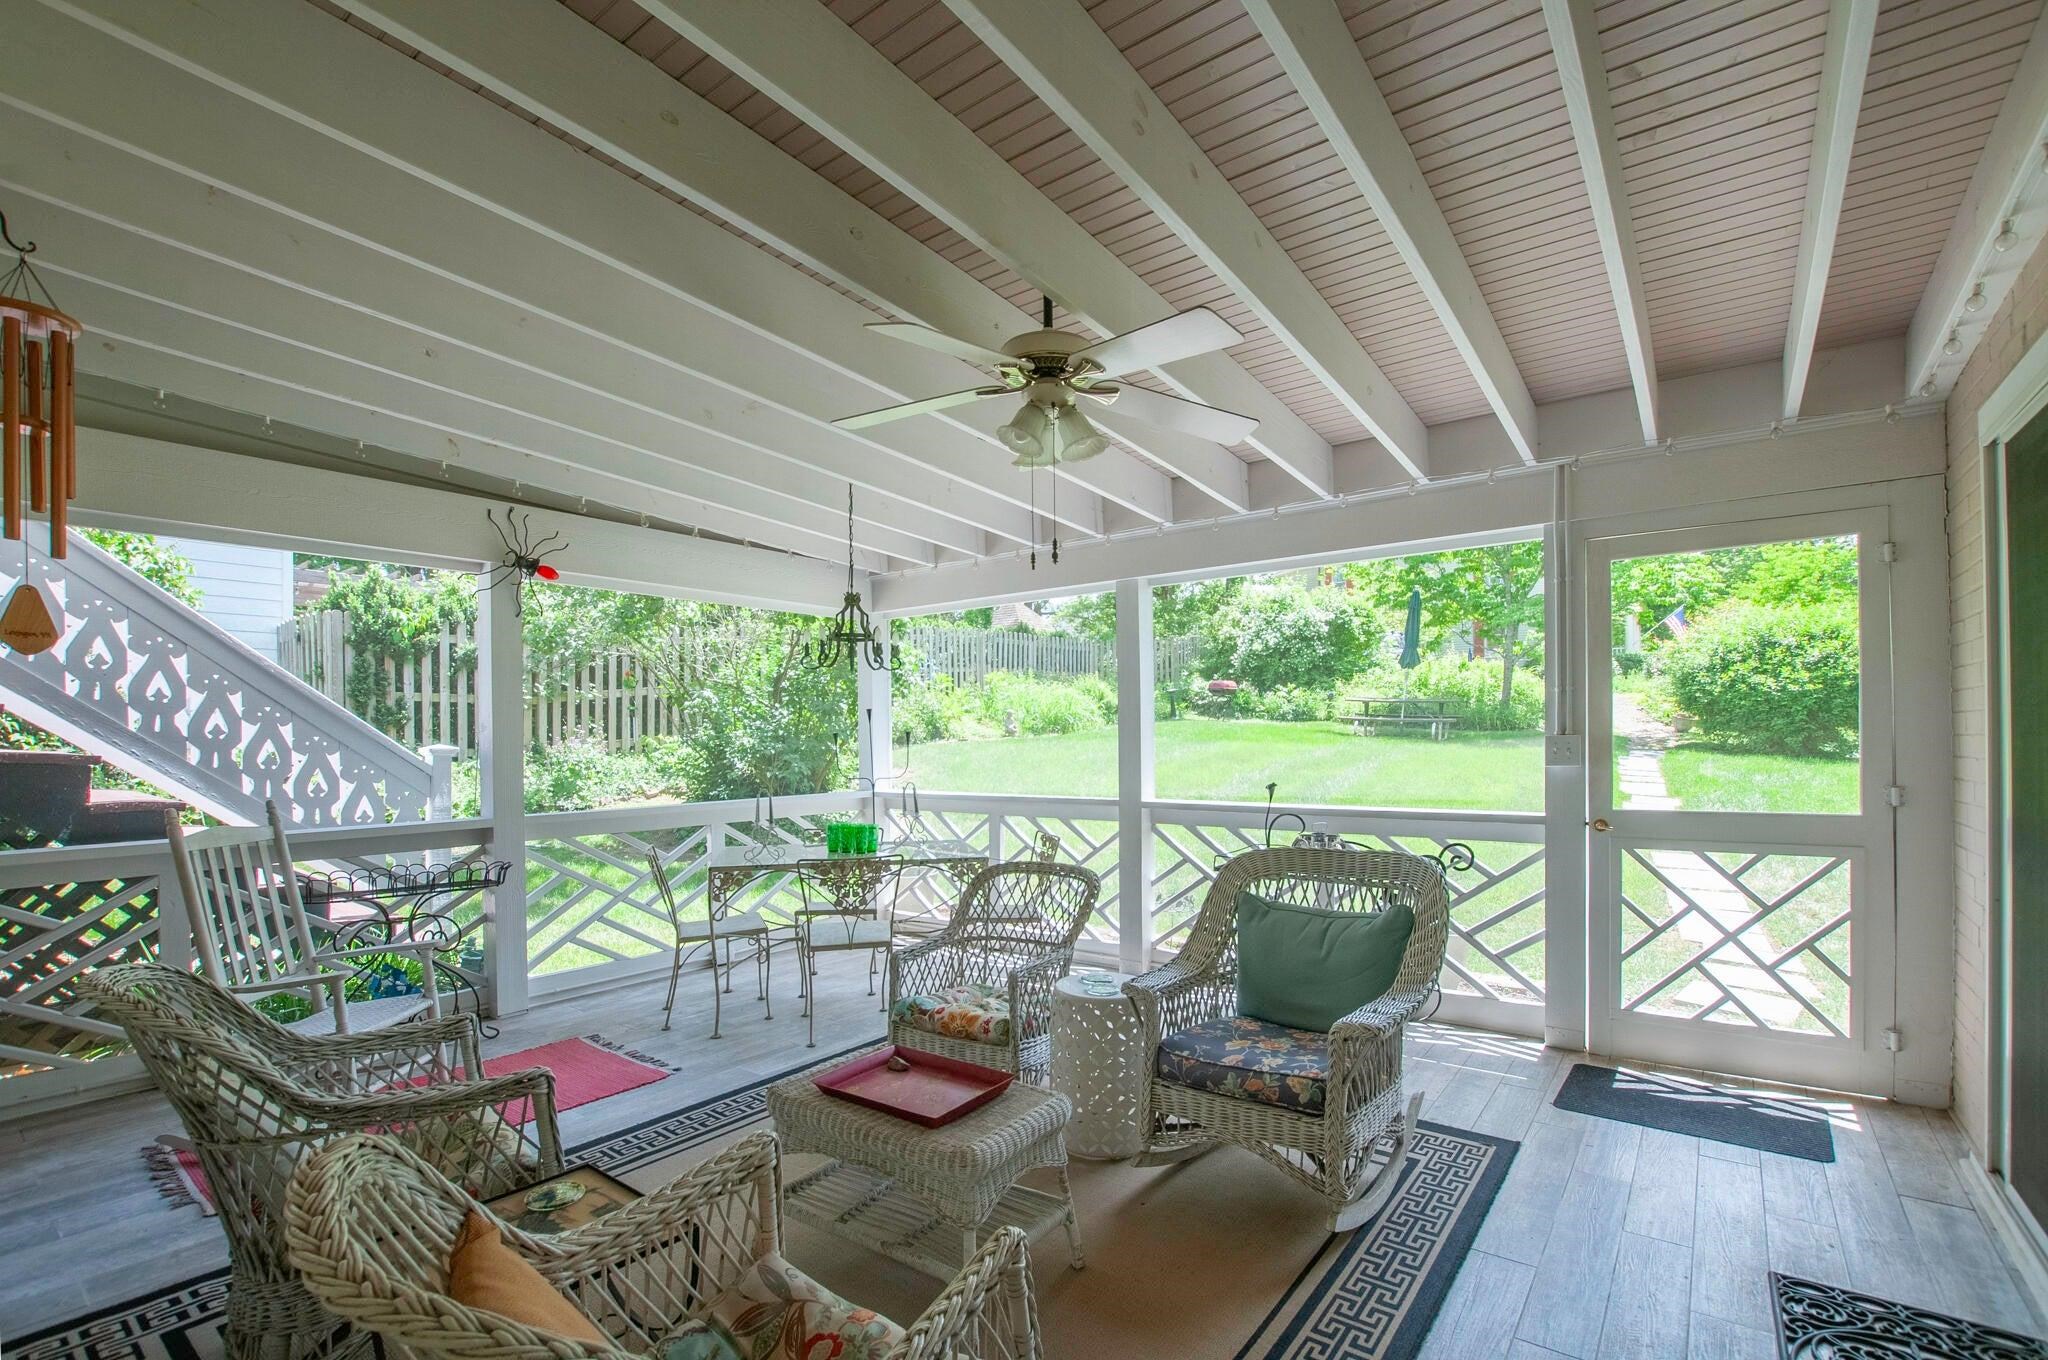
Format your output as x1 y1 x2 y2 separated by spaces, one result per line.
1590 818 1613 832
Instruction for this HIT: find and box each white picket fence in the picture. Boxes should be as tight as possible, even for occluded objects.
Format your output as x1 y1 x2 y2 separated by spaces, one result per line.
279 613 1204 755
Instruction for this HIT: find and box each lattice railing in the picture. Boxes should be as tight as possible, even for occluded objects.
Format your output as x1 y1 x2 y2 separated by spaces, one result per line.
1149 805 1547 1007
0 871 163 1080
0 532 442 827
882 795 1121 947
524 795 859 986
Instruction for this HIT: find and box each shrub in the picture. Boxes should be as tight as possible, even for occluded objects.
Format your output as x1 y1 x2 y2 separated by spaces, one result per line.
979 671 1112 736
1239 684 1337 722
522 737 681 812
894 675 992 743
1661 603 1859 754
1354 656 1544 731
1198 582 1376 693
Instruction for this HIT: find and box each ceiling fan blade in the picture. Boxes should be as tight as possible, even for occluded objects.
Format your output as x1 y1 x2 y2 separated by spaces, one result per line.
1101 384 1260 445
865 322 1015 370
1072 307 1244 377
833 388 1007 431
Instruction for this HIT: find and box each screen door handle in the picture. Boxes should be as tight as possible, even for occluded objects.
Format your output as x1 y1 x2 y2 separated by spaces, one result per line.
1590 818 1613 832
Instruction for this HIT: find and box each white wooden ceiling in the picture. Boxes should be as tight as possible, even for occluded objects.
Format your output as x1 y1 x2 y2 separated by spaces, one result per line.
3 0 2042 580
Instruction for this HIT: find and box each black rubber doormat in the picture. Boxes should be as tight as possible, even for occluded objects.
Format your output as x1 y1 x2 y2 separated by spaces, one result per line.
1552 1062 1835 1161
1775 1273 2048 1357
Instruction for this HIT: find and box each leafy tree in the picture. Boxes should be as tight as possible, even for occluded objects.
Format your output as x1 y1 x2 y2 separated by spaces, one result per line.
1198 580 1375 692
312 565 475 736
84 529 199 606
1342 542 1544 713
1735 538 1858 608
658 616 856 798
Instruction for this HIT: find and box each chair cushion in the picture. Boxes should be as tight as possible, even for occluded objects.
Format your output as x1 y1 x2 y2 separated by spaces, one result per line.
890 982 1012 1045
1235 891 1414 1032
1156 1016 1331 1115
447 1210 607 1345
662 1251 905 1360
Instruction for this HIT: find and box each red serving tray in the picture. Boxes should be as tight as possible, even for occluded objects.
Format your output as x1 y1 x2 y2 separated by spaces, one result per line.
813 1046 1014 1127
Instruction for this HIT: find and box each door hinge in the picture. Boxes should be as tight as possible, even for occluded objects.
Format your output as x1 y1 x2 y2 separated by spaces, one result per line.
1886 785 1905 807
1883 1027 1903 1052
1879 540 1898 564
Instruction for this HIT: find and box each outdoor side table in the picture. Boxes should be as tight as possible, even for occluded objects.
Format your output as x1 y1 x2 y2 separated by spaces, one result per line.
1050 971 1146 1160
766 1053 1084 1282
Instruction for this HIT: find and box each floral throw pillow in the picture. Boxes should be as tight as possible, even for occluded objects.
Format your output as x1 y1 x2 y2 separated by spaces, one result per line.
663 1252 905 1360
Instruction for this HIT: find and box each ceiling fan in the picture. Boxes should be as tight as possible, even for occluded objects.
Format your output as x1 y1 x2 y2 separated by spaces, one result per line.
833 300 1260 467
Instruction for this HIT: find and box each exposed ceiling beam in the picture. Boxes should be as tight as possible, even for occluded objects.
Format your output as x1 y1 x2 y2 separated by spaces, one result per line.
1782 0 1880 422
934 0 1429 482
338 0 1226 520
1244 0 1537 466
1906 4 2048 398
28 0 1064 545
633 0 1335 497
1541 0 1660 443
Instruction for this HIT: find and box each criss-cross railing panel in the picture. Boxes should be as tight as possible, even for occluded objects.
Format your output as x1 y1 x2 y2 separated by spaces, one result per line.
887 795 1123 949
1618 846 1852 1036
0 874 161 1077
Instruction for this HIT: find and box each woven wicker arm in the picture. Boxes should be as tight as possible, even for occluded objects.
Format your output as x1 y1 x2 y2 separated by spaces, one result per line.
891 932 968 1002
264 1011 486 1095
1007 948 1069 1051
891 1226 1041 1360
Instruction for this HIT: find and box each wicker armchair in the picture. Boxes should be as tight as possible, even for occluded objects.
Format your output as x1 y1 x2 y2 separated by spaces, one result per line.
1125 847 1450 1231
81 963 562 1360
284 1130 1043 1360
889 861 1101 1078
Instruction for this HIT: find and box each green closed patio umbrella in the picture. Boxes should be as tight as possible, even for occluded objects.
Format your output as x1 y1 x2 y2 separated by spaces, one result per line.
1399 587 1423 670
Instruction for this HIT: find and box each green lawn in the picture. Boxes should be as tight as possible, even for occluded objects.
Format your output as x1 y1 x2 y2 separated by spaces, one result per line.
1655 742 1860 814
901 718 1547 811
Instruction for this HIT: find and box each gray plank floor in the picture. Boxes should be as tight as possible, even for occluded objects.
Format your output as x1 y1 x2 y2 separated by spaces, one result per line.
2 965 2039 1357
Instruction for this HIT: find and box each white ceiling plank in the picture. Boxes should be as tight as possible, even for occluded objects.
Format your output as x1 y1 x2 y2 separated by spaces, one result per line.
633 0 1330 498
933 0 1429 482
1542 0 1661 443
65 281 919 570
1905 5 2048 398
1782 0 1881 422
1244 0 1538 466
28 0 1061 544
78 430 846 612
335 0 1216 521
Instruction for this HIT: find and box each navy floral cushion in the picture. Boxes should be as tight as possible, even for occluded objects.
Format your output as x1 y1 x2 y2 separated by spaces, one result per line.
1155 1015 1331 1115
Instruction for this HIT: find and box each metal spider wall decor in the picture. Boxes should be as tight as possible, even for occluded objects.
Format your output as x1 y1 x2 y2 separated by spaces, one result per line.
482 505 565 614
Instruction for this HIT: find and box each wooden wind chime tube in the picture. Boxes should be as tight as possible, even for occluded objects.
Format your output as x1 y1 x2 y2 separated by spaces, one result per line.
1 299 79 558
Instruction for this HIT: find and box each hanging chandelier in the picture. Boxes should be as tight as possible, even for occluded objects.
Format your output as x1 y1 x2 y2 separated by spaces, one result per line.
1 211 80 560
805 483 895 673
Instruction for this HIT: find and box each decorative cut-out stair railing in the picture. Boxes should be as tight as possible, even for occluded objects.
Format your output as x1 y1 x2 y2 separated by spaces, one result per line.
0 532 449 827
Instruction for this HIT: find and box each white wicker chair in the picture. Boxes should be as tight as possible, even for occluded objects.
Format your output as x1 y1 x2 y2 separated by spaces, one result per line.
889 861 1101 1078
284 1130 1043 1360
1126 847 1451 1231
82 963 562 1360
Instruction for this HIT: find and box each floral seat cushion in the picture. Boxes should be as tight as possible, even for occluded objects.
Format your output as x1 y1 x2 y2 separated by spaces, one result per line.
890 981 1011 1046
1156 1015 1331 1115
662 1251 905 1360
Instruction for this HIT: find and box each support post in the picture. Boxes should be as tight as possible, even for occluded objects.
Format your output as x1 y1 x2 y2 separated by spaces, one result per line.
1115 579 1156 972
856 606 894 825
1542 479 1589 1052
476 573 527 1017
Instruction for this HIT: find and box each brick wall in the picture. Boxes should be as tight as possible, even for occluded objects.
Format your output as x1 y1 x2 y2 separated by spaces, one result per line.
1944 236 2048 1159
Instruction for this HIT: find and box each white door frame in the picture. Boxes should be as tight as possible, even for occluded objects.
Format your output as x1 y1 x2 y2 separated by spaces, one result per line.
1564 476 1951 1100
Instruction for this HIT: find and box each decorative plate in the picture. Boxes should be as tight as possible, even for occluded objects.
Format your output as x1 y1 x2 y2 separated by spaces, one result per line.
523 1180 587 1212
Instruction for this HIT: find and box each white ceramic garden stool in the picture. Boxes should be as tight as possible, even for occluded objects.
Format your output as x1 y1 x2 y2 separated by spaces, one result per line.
1050 970 1147 1159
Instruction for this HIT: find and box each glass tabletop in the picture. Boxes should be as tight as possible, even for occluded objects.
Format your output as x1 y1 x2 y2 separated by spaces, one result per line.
704 839 986 871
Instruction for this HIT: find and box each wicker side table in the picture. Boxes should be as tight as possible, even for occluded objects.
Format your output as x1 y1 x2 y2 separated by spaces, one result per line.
1050 971 1146 1159
766 1053 1084 1281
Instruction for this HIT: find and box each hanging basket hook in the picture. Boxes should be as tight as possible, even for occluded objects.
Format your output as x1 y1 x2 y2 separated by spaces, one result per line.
0 211 36 258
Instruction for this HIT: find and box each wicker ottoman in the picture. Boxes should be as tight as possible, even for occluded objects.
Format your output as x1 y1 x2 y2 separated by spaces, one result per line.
766 1053 1084 1281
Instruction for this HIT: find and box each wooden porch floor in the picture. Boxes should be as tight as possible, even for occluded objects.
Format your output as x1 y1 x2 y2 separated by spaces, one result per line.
1 957 2037 1355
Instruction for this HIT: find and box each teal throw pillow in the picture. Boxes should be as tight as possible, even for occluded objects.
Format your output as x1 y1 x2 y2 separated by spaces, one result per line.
1235 890 1414 1032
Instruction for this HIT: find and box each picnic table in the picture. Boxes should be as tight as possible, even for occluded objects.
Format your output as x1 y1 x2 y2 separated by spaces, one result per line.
1343 695 1460 741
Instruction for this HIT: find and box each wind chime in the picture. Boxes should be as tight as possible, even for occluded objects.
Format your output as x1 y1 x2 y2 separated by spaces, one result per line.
0 210 80 656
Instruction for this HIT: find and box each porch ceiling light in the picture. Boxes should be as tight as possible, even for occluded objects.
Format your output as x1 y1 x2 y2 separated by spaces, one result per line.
806 482 896 674
997 387 1111 468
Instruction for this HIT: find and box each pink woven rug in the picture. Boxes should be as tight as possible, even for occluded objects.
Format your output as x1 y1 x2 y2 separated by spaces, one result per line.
144 1034 674 1215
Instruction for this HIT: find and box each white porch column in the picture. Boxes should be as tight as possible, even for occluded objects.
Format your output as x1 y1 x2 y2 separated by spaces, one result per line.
476 573 528 1017
1542 478 1590 1051
856 611 893 825
1115 579 1156 972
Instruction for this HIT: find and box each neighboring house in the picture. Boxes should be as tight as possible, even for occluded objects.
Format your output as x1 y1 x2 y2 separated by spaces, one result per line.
991 601 1052 633
160 536 295 661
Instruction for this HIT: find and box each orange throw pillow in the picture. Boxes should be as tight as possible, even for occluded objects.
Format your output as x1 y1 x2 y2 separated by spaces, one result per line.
446 1209 607 1345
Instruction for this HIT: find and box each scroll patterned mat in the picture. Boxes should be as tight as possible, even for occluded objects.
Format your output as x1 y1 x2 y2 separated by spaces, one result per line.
39 1060 1515 1360
141 1033 676 1214
1553 1061 1836 1161
1774 1272 2048 1357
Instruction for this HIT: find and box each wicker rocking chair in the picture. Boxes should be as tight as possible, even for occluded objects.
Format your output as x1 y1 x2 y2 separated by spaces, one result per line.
1125 847 1450 1232
285 1130 1043 1360
889 861 1101 1078
81 963 562 1360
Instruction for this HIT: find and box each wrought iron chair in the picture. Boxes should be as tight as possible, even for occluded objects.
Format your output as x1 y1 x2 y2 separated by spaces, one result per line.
645 848 775 1038
167 800 447 1034
889 861 1101 1078
82 963 561 1360
285 1130 1042 1360
794 853 905 1047
1013 829 1062 864
1125 847 1451 1231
